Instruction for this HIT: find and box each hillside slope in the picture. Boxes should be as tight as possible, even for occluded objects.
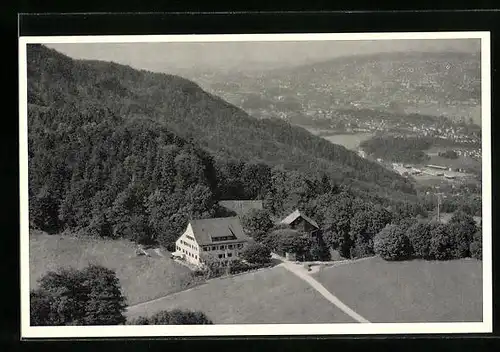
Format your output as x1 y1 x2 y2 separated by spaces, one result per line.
27 44 414 197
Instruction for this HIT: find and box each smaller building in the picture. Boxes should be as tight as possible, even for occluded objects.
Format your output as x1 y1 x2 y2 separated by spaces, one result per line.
279 210 321 261
280 209 320 235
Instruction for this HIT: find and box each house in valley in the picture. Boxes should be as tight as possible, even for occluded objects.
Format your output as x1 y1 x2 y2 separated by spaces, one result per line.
174 217 250 267
218 200 263 218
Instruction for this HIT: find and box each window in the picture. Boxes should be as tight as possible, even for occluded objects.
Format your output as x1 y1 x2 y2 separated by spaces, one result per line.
211 235 237 242
212 246 216 251
195 255 198 259
227 253 232 258
220 245 225 250
203 247 208 252
218 254 223 259
228 245 233 249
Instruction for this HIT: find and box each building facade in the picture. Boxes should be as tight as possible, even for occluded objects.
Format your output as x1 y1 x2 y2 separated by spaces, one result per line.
175 217 250 267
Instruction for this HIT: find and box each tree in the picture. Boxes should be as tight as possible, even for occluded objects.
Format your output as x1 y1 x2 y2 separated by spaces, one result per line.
349 206 392 258
321 193 356 258
373 224 411 261
80 265 128 325
129 309 213 325
241 208 274 241
470 230 482 260
240 242 271 265
30 186 61 234
30 264 127 326
269 229 312 261
30 290 56 326
309 233 331 261
405 222 433 259
447 211 477 258
392 202 427 224
429 223 455 260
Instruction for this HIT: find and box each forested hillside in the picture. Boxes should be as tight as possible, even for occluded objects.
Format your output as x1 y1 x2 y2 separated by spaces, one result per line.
27 44 421 249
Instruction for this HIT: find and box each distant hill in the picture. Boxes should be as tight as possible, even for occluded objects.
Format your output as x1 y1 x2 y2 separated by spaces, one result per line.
197 51 481 125
27 44 414 197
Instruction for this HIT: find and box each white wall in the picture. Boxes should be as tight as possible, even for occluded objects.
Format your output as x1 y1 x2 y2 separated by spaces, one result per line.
175 225 201 266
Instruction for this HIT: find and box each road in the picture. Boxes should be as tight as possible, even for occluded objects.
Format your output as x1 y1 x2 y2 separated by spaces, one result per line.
273 254 371 324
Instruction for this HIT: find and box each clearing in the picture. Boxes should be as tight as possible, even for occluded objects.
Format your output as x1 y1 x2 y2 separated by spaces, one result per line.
29 231 193 305
313 257 483 323
126 265 356 324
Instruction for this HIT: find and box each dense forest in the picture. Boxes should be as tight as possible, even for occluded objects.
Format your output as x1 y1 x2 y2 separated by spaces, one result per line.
28 45 472 250
359 136 433 164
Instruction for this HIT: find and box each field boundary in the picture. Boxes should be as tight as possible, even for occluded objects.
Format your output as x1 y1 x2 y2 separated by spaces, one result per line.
126 264 277 310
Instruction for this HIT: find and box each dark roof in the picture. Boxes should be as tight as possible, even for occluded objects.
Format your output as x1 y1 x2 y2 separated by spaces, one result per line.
189 217 250 246
218 200 263 217
280 209 319 229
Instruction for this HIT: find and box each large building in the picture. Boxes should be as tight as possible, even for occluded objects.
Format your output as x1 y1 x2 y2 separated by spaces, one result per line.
174 217 250 267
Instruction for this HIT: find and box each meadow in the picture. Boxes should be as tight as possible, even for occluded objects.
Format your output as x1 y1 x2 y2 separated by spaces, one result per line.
313 257 483 323
29 231 193 305
126 266 356 324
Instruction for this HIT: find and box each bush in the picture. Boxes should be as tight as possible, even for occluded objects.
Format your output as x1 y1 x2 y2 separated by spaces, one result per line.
240 243 271 265
429 223 456 260
309 234 331 261
129 309 213 325
405 222 432 259
448 211 477 258
373 224 411 261
470 230 482 260
30 264 127 326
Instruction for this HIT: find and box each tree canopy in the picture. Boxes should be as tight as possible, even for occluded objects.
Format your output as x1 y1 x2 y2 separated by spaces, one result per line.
30 264 127 326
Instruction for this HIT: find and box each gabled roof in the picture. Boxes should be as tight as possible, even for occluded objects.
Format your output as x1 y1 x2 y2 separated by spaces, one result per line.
280 209 319 229
218 200 263 217
188 217 250 246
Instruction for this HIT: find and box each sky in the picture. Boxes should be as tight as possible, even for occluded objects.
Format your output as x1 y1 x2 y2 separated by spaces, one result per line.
46 39 480 74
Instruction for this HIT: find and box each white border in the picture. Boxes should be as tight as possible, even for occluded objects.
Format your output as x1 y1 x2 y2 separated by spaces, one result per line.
19 32 492 338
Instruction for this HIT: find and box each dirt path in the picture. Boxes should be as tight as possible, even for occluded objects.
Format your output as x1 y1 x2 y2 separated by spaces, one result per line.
273 254 371 324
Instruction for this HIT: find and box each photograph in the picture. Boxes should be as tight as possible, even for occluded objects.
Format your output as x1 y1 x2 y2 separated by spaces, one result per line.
19 32 491 338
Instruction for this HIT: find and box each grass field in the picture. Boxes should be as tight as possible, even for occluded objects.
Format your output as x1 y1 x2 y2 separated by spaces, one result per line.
29 231 193 305
126 266 356 324
320 133 373 150
313 257 483 323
